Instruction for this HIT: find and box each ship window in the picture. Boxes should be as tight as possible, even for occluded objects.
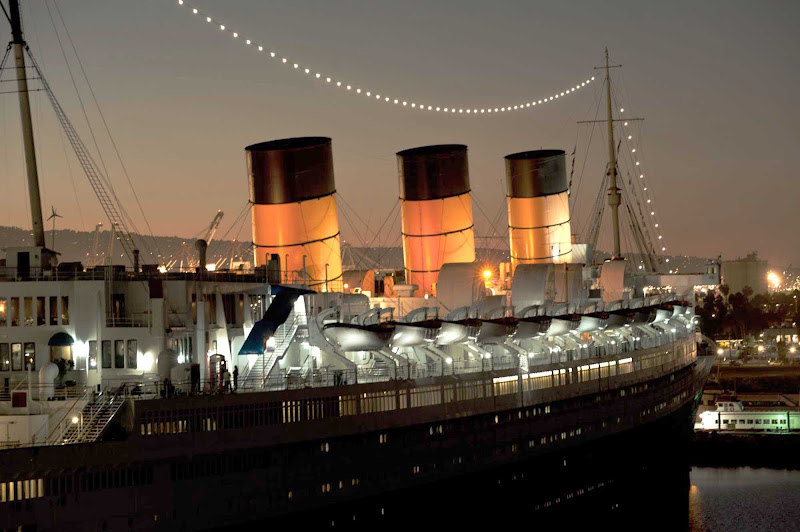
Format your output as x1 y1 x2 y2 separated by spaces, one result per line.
102 340 112 368
127 340 138 369
50 344 73 365
115 340 125 368
23 342 36 371
36 297 45 326
0 344 8 371
49 296 58 325
23 297 33 326
0 298 6 326
88 341 98 370
61 296 69 325
222 294 237 325
10 298 19 326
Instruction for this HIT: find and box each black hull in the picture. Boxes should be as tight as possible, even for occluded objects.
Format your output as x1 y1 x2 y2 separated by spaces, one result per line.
265 398 699 531
0 352 712 532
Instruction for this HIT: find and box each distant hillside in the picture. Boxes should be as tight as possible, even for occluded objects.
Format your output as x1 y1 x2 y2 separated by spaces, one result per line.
0 225 714 273
0 225 247 267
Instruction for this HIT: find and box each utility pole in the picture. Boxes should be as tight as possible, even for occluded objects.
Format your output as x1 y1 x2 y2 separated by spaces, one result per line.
604 47 622 259
9 0 46 248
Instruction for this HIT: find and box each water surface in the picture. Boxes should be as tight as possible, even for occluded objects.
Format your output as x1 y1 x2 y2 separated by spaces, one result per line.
689 468 800 532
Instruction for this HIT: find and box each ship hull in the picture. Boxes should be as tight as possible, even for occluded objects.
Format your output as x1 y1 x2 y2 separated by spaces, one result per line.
0 343 713 531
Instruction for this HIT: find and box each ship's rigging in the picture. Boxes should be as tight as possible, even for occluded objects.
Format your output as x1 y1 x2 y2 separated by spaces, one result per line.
570 49 669 273
0 0 161 265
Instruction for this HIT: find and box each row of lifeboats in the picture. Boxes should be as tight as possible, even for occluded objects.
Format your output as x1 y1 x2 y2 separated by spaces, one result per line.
322 302 693 352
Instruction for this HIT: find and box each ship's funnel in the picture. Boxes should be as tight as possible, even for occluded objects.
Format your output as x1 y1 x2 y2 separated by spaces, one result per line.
505 149 572 270
247 137 342 291
397 144 476 297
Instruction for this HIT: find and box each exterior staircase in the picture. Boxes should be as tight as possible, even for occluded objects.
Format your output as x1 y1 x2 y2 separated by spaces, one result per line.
240 312 306 391
51 391 127 445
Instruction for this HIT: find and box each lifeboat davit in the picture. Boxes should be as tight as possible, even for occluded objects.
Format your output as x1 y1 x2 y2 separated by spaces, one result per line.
477 317 518 343
514 316 552 339
436 318 481 346
389 319 442 348
323 322 395 351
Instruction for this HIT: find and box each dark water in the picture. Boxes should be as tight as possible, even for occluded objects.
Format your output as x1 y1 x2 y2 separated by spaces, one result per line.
278 466 800 531
689 468 800 532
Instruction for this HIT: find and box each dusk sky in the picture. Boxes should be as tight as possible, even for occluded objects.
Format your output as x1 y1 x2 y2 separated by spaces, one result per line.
1 0 798 268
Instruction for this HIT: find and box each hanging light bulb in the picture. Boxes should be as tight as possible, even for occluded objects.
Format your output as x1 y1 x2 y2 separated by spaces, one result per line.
180 4 595 117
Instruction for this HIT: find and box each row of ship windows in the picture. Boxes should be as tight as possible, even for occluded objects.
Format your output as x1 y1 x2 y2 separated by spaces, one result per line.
493 346 688 398
1 466 154 505
88 339 140 370
138 341 693 437
0 343 36 371
0 296 69 327
0 339 139 372
0 479 44 503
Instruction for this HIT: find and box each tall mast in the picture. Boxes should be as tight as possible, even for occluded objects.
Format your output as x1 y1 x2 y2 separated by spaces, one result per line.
604 47 622 259
8 0 46 248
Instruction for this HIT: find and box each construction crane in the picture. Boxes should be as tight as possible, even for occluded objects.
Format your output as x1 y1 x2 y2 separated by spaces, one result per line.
165 212 225 272
203 210 224 245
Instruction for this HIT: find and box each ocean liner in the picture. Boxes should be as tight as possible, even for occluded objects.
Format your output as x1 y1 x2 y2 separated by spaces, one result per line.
0 2 718 530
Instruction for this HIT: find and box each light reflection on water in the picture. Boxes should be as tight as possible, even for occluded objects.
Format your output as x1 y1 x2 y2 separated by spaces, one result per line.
689 468 800 532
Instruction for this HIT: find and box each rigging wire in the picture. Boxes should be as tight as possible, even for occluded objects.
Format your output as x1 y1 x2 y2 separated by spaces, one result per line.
51 0 161 258
24 0 88 233
570 80 605 217
46 0 163 262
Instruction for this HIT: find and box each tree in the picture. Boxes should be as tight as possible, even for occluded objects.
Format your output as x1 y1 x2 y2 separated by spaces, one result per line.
719 283 730 299
742 286 754 300
776 341 788 364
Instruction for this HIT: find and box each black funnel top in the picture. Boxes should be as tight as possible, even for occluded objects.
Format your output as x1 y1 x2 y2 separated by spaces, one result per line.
505 149 567 198
397 144 470 201
247 137 335 205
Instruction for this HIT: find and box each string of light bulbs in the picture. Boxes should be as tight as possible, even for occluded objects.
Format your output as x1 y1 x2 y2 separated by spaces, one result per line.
174 0 595 115
617 110 672 268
